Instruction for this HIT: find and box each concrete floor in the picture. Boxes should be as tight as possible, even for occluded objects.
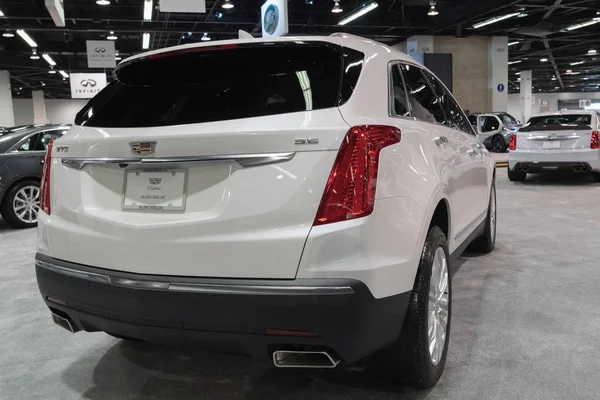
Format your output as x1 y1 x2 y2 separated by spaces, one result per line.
2 171 600 400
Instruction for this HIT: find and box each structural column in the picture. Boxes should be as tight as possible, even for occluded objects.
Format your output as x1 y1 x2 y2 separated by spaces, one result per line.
32 90 48 124
0 71 15 127
406 35 434 64
520 70 533 124
488 36 508 112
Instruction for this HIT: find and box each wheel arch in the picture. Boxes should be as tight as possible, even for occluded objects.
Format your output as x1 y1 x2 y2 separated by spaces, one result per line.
429 198 450 241
0 176 41 207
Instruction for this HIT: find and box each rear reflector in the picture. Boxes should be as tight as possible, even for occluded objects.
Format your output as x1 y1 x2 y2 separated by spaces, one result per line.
40 140 54 215
591 131 600 149
266 329 319 337
509 133 517 151
313 125 401 226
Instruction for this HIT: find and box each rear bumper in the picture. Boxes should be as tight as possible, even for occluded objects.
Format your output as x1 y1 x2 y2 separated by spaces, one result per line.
510 161 593 173
35 253 410 363
509 149 600 171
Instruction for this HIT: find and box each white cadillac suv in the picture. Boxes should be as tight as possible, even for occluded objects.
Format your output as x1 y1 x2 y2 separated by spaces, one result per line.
36 34 496 388
508 111 600 181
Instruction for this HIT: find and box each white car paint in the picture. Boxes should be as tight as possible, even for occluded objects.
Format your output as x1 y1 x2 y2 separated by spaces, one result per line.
509 110 600 171
38 33 495 299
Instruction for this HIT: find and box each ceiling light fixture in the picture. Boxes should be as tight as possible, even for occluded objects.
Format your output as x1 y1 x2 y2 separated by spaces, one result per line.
0 9 4 17
16 29 38 48
517 78 521 81
540 58 548 62
515 72 521 75
3 30 14 38
473 12 520 29
570 60 585 65
584 77 589 80
508 60 522 65
565 18 600 31
42 53 56 66
332 0 343 14
427 1 438 16
30 49 40 60
115 56 122 61
96 0 110 5
142 32 150 49
508 41 520 46
222 0 234 9
201 32 211 41
551 77 556 80
338 2 378 26
589 49 597 55
58 70 69 79
107 31 118 40
143 0 153 21
566 69 572 73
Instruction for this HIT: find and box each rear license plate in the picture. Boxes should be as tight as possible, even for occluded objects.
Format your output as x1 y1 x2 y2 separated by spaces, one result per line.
543 141 560 149
122 169 187 211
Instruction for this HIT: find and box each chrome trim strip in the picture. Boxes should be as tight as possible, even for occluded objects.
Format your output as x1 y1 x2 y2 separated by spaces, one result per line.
36 260 111 284
61 152 296 170
35 260 354 295
527 135 580 141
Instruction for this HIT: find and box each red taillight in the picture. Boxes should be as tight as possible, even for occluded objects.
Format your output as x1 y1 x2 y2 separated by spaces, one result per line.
40 140 54 215
313 125 401 226
509 134 517 151
591 131 600 149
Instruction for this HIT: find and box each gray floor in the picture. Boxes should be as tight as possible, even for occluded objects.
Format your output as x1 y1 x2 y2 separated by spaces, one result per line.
2 171 600 400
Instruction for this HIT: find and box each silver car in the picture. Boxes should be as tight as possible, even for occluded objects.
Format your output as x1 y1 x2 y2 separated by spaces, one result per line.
468 112 522 152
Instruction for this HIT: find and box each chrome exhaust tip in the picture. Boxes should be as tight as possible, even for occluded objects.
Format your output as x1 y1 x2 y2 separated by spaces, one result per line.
51 312 79 333
272 350 340 369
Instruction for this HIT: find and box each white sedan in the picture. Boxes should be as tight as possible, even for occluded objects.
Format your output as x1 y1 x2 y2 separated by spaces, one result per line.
35 33 496 388
508 111 600 181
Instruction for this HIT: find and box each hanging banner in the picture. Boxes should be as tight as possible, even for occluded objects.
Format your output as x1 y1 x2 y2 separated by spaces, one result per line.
70 73 107 99
261 0 288 38
160 0 206 13
86 40 116 68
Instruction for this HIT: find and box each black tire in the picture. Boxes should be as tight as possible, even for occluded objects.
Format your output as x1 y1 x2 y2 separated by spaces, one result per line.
0 180 40 229
593 172 600 182
507 168 526 182
491 135 507 153
379 226 451 389
469 180 496 254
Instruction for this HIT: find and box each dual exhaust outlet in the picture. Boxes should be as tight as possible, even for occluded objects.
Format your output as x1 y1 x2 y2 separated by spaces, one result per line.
51 312 340 369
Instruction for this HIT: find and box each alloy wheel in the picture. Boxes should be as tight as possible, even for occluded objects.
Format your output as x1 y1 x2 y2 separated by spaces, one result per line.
428 247 449 366
13 185 40 224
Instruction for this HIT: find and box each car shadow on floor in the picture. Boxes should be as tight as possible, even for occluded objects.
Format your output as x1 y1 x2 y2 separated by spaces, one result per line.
513 172 597 186
61 340 432 400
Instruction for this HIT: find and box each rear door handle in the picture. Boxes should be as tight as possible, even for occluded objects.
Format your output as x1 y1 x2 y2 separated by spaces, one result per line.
434 136 448 146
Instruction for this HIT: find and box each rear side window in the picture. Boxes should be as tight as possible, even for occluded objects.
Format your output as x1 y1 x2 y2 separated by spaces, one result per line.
422 70 473 135
400 64 446 125
76 44 364 128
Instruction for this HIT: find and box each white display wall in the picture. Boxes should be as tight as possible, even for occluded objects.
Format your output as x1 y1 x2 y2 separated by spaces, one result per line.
13 98 88 126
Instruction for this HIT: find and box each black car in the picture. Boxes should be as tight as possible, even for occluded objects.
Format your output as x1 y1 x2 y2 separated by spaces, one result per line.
0 125 69 228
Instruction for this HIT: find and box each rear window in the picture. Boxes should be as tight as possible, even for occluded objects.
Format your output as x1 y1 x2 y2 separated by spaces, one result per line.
75 43 364 128
520 114 593 132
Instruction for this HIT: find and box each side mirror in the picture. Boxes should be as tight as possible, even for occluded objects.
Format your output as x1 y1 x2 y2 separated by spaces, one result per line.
477 115 503 136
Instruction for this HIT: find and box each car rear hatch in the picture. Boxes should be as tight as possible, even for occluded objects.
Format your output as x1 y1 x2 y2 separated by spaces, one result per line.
516 113 597 151
45 41 364 279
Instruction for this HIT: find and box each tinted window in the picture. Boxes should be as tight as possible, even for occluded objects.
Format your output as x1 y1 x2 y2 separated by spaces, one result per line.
467 115 477 125
480 116 501 133
423 71 473 134
400 64 446 124
499 113 517 125
76 44 364 128
17 133 40 151
528 114 591 126
390 64 410 117
35 130 65 151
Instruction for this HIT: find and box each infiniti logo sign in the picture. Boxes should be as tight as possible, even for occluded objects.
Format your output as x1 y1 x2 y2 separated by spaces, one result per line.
80 79 97 87
95 47 106 53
